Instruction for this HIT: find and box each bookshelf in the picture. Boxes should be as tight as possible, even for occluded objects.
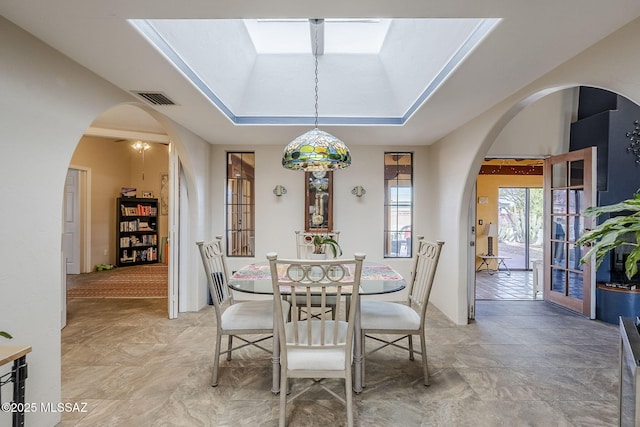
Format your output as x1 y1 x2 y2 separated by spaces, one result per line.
116 197 159 266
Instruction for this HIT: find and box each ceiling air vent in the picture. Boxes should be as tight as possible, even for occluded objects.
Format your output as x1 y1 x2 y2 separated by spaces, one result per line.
132 91 176 105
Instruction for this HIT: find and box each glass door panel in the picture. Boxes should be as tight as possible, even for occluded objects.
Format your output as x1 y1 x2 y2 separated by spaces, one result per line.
528 188 543 268
498 187 543 270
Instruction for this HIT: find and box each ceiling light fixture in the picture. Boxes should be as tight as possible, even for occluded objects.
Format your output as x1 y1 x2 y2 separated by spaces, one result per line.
282 19 351 172
132 140 151 180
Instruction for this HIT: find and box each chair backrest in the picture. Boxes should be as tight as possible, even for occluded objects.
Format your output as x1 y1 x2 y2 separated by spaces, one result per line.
196 236 233 318
407 237 444 319
267 252 365 366
295 230 341 258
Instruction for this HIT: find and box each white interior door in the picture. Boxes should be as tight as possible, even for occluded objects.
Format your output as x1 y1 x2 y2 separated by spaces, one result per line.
168 143 179 319
63 169 80 274
468 185 477 320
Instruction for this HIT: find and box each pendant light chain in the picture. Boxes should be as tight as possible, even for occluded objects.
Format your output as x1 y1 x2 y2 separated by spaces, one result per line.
314 23 319 129
281 18 351 171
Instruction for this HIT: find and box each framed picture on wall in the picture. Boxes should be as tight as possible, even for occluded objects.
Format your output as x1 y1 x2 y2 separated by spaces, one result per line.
304 171 333 232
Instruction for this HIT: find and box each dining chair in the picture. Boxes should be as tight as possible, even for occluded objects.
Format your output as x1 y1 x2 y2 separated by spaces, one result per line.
360 237 444 387
293 230 341 320
197 237 290 387
267 252 365 427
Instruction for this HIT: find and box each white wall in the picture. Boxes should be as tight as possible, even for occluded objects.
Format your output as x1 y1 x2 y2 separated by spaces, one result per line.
489 88 577 157
5 10 640 425
210 144 430 298
0 17 211 426
0 17 135 426
428 16 640 324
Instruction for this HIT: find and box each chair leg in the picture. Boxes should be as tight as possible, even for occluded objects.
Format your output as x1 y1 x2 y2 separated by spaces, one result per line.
279 369 288 427
227 335 233 361
361 333 366 388
420 330 429 386
345 370 354 427
212 331 223 387
408 335 415 361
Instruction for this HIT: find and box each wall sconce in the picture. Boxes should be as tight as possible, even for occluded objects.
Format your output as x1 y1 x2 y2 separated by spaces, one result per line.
273 185 287 197
351 185 366 197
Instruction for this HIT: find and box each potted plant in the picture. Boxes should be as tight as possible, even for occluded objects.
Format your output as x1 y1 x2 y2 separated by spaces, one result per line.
312 234 342 258
577 190 640 280
1 331 12 339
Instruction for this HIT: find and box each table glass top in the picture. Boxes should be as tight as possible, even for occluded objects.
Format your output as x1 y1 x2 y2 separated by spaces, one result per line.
229 262 406 296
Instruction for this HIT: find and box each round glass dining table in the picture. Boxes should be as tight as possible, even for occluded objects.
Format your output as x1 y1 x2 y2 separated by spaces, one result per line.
228 261 406 394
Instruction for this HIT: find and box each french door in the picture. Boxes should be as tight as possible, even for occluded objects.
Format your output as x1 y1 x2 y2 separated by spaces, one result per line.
543 147 596 317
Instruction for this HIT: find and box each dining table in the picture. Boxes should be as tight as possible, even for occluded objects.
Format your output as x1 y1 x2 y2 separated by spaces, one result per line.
228 260 406 394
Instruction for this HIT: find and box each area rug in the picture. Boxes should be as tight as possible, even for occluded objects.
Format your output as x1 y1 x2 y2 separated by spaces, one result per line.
66 264 168 298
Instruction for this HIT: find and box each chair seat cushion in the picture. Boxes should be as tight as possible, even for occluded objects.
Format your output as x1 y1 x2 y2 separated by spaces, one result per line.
285 320 351 370
360 300 421 331
221 299 289 331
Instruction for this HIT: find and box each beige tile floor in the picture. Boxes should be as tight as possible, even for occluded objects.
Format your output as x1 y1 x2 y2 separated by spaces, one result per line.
58 295 621 426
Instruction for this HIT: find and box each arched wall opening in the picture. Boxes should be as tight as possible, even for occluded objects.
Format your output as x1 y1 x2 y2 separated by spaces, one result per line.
460 83 640 320
63 101 207 320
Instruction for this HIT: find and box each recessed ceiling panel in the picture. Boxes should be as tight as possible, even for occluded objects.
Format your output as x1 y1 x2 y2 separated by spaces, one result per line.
130 18 498 125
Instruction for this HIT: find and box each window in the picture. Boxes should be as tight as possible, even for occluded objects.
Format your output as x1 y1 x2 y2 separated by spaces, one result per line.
226 152 255 257
384 153 413 258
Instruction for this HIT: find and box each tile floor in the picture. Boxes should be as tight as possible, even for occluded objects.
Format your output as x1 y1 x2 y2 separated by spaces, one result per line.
475 270 542 301
58 296 621 426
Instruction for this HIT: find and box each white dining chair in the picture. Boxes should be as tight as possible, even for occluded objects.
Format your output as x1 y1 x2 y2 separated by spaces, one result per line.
293 230 341 320
267 252 365 427
360 237 444 387
197 237 290 387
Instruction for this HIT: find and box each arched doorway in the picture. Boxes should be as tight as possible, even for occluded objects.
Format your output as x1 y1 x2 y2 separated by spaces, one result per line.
469 85 640 320
63 103 185 324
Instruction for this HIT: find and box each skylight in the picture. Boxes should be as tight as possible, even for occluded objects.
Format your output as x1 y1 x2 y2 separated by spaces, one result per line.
130 18 499 125
243 19 392 54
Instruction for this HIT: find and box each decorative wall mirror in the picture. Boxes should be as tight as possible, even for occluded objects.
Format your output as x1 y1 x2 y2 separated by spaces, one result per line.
305 171 333 232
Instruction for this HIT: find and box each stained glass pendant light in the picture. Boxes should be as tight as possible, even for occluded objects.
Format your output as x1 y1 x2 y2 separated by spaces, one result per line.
282 19 351 172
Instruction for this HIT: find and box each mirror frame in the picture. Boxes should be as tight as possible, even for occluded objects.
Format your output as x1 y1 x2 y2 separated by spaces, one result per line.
304 171 333 232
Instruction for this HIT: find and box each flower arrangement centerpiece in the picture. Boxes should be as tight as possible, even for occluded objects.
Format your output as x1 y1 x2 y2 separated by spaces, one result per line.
312 234 342 258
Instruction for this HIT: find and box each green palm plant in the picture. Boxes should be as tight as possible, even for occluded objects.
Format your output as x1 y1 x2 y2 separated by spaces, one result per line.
312 235 342 258
577 191 640 280
0 331 12 339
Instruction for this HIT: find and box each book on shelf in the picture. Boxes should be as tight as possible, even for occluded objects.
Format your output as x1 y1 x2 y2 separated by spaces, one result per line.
138 222 152 231
120 203 157 217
